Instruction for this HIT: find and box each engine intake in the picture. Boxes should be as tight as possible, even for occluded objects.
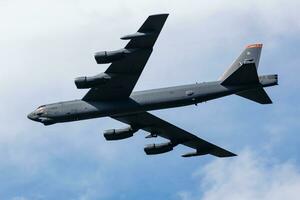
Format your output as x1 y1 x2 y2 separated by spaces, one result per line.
94 48 136 64
144 142 174 155
75 73 112 89
104 126 138 141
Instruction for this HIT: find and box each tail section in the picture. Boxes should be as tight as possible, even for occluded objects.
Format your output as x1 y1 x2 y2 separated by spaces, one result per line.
219 44 262 85
219 44 277 104
220 62 259 85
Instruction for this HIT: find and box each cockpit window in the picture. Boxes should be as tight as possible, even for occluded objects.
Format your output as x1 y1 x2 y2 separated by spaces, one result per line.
35 106 46 115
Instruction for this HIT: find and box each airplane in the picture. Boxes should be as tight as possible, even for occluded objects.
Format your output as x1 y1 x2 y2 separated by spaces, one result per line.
28 14 278 158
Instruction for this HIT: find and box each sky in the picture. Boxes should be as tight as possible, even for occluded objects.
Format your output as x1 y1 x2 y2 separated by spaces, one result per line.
0 0 300 199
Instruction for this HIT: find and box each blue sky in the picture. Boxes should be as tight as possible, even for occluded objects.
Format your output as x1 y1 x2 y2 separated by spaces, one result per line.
0 0 300 199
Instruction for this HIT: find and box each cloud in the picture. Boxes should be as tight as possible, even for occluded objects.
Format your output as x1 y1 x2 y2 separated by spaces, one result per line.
11 197 28 200
0 0 299 199
178 149 300 200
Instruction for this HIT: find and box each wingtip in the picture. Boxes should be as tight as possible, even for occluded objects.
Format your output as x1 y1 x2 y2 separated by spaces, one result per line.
211 151 237 157
228 151 238 157
220 153 237 157
218 153 237 157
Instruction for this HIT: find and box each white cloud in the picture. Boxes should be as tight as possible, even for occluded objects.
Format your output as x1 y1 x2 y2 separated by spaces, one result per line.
178 149 300 200
0 0 299 199
0 0 298 100
11 197 28 200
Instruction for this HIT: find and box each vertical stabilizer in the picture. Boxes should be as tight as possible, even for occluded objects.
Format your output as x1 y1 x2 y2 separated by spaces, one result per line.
219 44 262 84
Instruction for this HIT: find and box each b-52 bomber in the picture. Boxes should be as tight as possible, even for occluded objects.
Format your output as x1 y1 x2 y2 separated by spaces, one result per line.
28 14 278 158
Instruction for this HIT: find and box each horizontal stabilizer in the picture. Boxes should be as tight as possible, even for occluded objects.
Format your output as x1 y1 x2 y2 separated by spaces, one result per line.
236 87 272 104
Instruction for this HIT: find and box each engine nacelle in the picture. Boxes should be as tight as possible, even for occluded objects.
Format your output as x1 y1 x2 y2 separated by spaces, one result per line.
104 126 138 141
94 48 135 64
144 142 174 155
74 73 111 89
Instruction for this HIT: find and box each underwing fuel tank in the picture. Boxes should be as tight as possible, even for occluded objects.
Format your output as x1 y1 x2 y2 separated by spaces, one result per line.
94 48 136 64
181 151 208 157
103 126 138 141
144 142 174 155
74 73 112 89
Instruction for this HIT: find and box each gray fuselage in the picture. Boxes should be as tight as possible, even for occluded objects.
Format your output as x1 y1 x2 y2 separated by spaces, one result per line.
27 75 276 125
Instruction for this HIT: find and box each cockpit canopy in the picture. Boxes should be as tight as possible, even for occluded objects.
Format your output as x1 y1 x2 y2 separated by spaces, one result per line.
35 105 46 115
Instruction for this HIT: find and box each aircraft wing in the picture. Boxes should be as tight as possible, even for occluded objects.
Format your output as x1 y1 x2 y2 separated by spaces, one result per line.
83 14 168 101
111 112 236 158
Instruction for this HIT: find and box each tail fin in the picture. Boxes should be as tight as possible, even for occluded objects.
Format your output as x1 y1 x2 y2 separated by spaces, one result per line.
219 44 262 85
219 44 273 104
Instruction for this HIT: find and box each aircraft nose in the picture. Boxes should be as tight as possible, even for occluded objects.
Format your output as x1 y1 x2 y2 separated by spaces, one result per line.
27 112 36 121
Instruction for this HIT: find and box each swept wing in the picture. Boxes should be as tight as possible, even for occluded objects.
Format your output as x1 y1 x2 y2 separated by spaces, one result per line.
112 112 236 157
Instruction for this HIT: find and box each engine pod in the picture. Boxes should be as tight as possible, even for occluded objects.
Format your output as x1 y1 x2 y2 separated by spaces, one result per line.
104 126 138 141
144 142 173 155
94 48 136 64
74 73 112 89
